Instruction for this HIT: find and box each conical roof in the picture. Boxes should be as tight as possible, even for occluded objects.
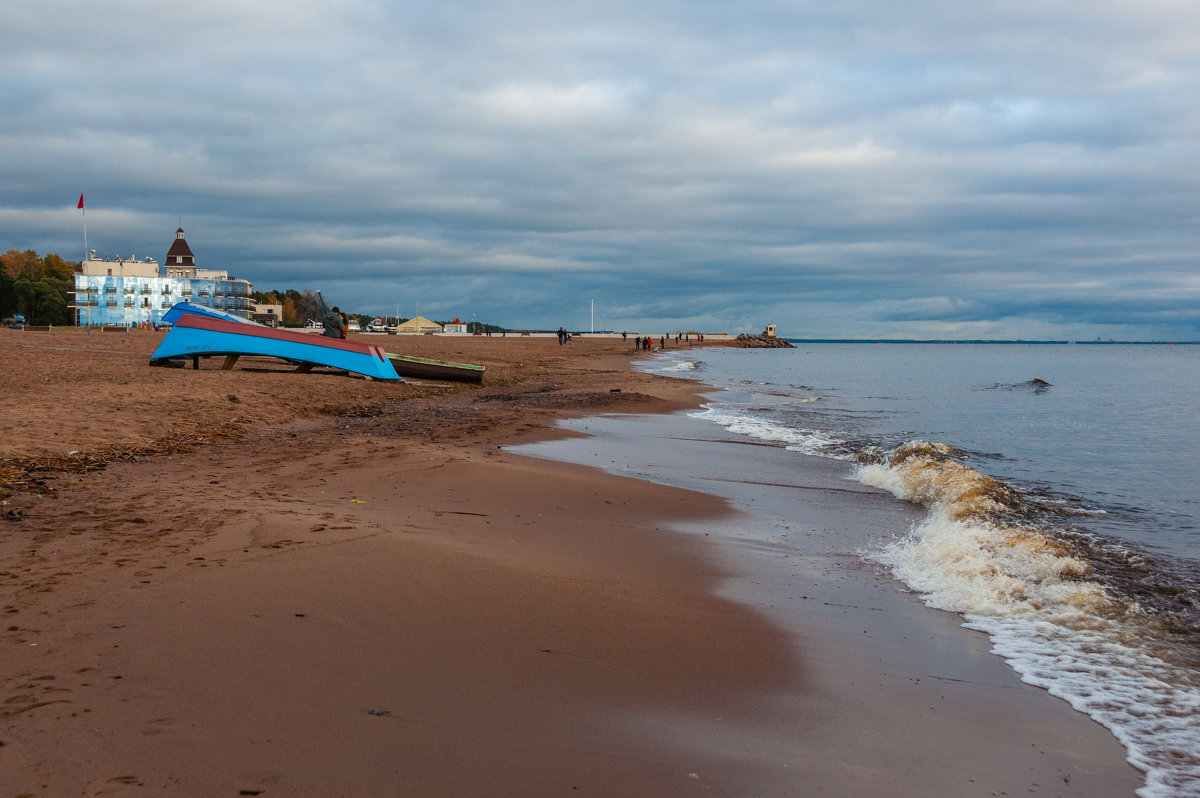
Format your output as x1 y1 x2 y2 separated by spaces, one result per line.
166 228 195 265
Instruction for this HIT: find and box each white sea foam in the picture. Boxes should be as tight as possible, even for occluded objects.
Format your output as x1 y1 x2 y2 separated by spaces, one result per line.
690 405 851 459
859 449 1200 797
649 356 704 373
668 346 1200 796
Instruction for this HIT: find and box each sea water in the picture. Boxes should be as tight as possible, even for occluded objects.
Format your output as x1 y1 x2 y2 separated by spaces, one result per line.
644 343 1200 798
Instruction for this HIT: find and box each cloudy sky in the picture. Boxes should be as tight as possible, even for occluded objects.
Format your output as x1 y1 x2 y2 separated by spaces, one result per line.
3 0 1199 339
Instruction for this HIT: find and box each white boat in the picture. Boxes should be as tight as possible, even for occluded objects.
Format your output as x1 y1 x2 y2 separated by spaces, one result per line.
347 318 362 333
303 319 323 332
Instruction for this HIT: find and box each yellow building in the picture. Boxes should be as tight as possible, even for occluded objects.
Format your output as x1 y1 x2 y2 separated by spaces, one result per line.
396 315 443 334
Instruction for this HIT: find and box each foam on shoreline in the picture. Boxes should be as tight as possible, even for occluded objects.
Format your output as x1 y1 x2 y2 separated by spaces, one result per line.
689 395 1199 796
516 407 1142 796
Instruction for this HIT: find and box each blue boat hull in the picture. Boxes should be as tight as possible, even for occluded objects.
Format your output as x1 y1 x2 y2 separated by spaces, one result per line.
161 301 257 327
151 314 402 381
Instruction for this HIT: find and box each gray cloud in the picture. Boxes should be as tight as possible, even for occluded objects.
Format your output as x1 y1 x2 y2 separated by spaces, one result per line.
3 0 1199 338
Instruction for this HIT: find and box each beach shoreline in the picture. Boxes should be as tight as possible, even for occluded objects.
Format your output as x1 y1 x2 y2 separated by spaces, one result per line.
0 329 1142 795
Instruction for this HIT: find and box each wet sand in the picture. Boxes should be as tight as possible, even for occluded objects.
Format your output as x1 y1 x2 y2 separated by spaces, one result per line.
520 412 1145 796
0 328 1142 795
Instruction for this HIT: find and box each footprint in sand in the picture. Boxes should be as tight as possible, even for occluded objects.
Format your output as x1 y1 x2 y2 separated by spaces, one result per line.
142 717 172 736
94 776 142 795
263 539 305 549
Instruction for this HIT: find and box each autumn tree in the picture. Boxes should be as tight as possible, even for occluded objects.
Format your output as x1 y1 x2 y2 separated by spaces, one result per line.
0 250 44 280
281 296 298 325
0 250 74 324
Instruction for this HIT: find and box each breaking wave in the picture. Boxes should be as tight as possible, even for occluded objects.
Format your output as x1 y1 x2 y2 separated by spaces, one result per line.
858 441 1200 798
690 404 1200 796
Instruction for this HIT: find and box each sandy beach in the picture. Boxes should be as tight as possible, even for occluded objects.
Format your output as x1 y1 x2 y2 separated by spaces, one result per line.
0 328 1142 796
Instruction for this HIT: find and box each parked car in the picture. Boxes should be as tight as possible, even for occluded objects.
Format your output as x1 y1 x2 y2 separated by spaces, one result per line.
4 313 26 329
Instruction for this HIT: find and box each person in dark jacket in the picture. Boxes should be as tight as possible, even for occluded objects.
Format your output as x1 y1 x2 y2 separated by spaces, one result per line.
323 306 347 339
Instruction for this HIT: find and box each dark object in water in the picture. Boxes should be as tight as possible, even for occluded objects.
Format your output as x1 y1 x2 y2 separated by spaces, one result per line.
985 378 1054 393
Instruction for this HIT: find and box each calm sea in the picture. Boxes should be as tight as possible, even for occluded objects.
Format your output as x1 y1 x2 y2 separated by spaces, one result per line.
645 342 1200 798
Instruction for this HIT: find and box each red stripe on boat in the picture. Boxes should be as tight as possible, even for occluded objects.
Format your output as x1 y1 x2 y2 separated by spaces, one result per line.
175 314 388 361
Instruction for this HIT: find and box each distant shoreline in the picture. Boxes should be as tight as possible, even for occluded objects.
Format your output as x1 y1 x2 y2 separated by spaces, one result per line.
787 338 1200 345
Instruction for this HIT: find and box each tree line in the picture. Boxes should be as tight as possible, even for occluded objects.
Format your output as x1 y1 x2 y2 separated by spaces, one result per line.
251 289 326 327
0 250 505 331
0 250 73 325
252 289 504 332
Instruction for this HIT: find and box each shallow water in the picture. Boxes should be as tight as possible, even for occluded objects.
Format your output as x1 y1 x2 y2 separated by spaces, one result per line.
641 343 1199 797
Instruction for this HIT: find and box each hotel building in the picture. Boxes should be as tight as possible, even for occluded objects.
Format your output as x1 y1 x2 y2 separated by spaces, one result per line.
73 228 253 327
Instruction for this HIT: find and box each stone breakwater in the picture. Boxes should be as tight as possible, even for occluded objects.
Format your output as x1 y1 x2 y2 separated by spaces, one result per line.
735 334 795 348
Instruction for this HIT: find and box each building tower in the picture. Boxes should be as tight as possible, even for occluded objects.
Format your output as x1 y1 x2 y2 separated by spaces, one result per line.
164 228 196 277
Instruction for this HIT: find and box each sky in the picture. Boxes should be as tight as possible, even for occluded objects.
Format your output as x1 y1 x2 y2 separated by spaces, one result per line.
3 0 1199 339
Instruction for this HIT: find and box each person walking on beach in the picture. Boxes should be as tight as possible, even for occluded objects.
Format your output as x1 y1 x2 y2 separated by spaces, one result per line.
557 327 565 346
323 306 347 339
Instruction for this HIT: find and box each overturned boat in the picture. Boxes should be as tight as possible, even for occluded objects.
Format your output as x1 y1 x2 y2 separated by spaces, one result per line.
151 312 402 381
150 302 485 383
386 353 485 384
160 302 257 327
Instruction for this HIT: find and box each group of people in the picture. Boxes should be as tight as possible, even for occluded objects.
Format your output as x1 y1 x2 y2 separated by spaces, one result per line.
556 327 573 345
632 336 658 351
628 332 702 351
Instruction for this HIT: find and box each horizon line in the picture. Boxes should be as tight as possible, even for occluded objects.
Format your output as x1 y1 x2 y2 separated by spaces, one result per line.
783 338 1200 345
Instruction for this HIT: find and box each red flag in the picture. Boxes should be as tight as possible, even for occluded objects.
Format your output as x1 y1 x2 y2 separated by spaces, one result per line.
77 193 84 209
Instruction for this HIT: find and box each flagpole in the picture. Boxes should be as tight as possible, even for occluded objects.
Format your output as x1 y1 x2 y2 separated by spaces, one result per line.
79 194 87 263
78 193 88 332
